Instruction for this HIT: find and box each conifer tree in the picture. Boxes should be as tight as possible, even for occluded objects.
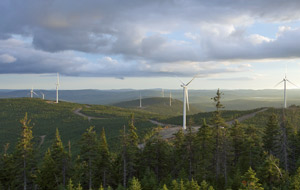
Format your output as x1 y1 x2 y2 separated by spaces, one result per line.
211 89 229 187
240 125 264 172
129 177 142 190
173 129 185 177
263 113 280 156
240 167 263 190
195 118 214 181
76 183 83 190
179 179 186 190
199 180 215 190
96 127 111 188
259 154 283 189
127 114 139 180
13 113 36 190
184 122 197 180
36 149 56 189
0 144 15 189
37 129 71 189
79 126 99 190
230 120 245 166
185 179 200 190
161 184 169 190
140 127 172 183
67 179 74 190
121 125 128 188
140 168 158 190
171 180 179 190
290 167 300 189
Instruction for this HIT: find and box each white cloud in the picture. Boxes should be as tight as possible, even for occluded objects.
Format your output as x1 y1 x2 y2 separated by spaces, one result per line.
0 54 16 63
1 0 300 77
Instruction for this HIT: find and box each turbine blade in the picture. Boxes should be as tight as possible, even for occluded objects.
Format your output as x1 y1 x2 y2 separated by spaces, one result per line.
287 79 299 88
175 75 185 85
274 80 284 88
57 73 60 85
33 91 39 96
186 74 200 86
186 88 190 111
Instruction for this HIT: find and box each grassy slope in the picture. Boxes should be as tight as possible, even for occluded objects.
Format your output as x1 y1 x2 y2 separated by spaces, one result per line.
0 98 160 156
113 97 200 116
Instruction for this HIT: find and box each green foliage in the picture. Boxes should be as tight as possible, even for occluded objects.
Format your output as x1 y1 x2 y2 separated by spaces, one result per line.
114 97 200 116
240 167 263 190
199 180 215 190
290 167 300 189
0 98 158 154
12 113 36 189
195 118 214 181
37 128 71 189
161 184 168 190
171 180 179 190
96 127 111 188
263 113 280 155
67 179 74 190
4 98 300 189
129 177 142 190
259 154 284 189
79 126 99 189
185 179 200 190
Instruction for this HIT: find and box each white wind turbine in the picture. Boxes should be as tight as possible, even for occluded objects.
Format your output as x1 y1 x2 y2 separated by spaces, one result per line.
40 92 45 100
139 92 142 108
162 89 164 97
169 91 172 107
179 75 198 130
275 71 298 109
30 87 38 98
55 73 59 103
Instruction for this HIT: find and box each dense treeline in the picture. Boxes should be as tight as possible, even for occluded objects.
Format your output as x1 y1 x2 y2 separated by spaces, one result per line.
2 90 300 190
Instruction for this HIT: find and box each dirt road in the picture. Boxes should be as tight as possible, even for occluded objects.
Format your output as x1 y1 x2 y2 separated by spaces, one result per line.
152 108 268 139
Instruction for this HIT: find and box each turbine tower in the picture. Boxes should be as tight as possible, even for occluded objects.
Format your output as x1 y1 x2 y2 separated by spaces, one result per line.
275 72 298 108
169 91 172 106
30 87 33 98
139 92 142 108
179 75 198 130
56 73 59 103
30 87 38 98
41 92 45 100
162 89 164 97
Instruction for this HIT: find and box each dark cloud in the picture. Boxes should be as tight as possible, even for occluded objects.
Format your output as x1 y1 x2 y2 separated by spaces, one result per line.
1 0 300 77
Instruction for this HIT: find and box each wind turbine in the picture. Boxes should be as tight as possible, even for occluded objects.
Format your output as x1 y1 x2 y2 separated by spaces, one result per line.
169 91 172 106
139 92 142 108
162 89 164 97
55 73 59 103
275 72 298 109
179 75 198 130
30 87 38 98
40 92 45 100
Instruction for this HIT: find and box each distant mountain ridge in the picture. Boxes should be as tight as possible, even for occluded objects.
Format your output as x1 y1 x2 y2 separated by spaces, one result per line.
1 89 300 111
113 97 200 116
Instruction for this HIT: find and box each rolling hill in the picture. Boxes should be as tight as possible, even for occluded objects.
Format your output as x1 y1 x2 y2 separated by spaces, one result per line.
2 89 300 112
113 97 201 116
0 98 161 155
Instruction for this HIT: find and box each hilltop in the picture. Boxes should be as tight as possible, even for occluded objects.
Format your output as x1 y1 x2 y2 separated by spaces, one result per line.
113 97 200 116
0 98 160 155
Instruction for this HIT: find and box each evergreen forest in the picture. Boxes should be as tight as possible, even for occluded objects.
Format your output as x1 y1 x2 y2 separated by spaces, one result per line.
2 90 300 190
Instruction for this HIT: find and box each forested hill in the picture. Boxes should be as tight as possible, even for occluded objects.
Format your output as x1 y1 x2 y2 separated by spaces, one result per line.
0 98 159 154
113 97 200 116
2 98 300 189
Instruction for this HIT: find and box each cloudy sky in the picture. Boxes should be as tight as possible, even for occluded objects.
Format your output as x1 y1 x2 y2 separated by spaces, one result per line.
1 0 300 90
